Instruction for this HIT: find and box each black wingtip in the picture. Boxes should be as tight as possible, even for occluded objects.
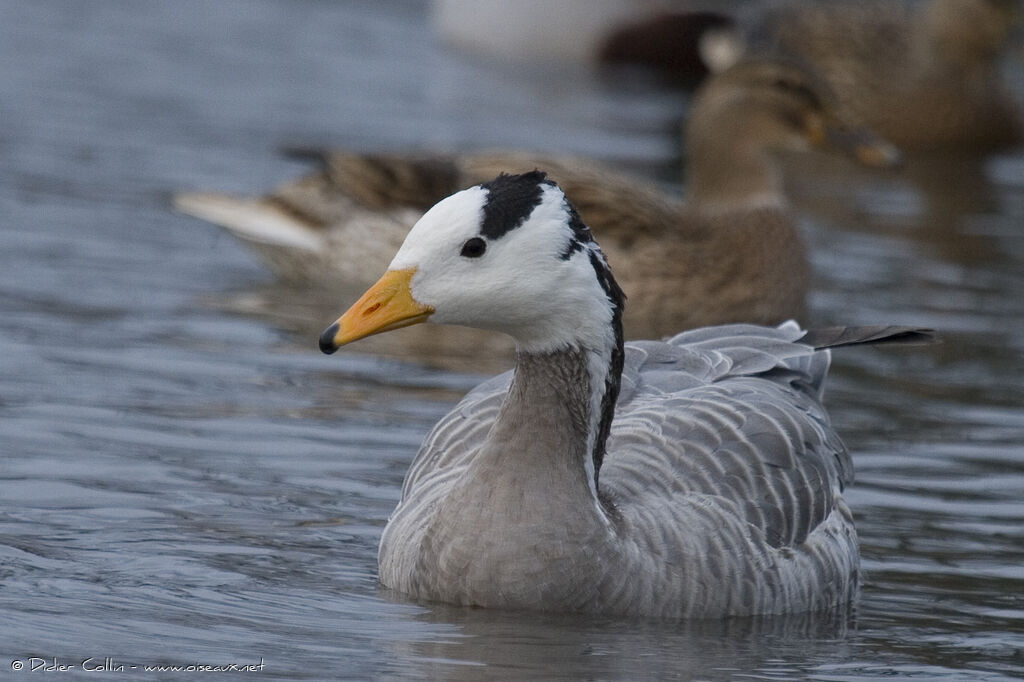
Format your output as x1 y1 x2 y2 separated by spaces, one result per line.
800 326 938 351
319 322 340 355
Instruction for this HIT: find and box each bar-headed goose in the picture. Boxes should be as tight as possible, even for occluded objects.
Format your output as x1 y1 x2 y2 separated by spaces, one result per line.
319 171 929 618
176 57 899 340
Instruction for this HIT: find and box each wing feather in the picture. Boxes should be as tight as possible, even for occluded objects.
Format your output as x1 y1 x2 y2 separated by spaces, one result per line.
395 323 852 565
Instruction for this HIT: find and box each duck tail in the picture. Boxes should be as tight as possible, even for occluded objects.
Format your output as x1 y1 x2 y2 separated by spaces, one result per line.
172 192 323 251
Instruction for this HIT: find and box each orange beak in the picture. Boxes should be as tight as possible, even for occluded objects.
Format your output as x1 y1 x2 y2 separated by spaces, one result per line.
318 268 434 354
806 111 903 169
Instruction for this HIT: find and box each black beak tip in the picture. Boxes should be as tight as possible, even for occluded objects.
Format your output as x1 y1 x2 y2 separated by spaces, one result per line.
318 323 340 355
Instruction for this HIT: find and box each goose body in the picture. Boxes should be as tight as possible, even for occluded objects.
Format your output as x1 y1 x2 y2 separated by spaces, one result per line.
319 171 929 617
707 0 1023 153
378 324 858 617
176 58 898 340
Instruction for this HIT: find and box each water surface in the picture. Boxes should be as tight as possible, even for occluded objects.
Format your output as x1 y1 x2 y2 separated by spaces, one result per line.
1 1 1022 679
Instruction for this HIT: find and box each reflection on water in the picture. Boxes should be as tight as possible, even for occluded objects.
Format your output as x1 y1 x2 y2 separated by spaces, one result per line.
395 603 855 679
788 151 1015 267
1 0 1023 679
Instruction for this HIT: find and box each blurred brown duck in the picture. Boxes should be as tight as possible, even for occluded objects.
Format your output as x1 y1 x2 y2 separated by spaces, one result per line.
175 57 899 341
704 0 1024 153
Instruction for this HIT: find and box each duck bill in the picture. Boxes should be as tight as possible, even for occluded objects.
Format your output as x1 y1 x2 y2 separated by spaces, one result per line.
807 115 903 168
828 127 903 168
318 268 434 354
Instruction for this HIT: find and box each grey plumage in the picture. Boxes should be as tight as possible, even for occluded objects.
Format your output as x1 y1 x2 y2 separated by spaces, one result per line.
378 322 883 618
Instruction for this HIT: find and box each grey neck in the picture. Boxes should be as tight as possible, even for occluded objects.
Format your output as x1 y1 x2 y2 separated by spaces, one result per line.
482 347 601 499
410 345 621 607
459 340 626 521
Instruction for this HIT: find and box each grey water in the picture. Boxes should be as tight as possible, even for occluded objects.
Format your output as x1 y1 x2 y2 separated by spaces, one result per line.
1 0 1022 679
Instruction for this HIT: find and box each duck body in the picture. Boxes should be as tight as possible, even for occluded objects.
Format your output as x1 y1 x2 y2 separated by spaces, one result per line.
381 324 858 617
176 58 898 340
716 0 1023 152
319 172 928 617
178 150 806 338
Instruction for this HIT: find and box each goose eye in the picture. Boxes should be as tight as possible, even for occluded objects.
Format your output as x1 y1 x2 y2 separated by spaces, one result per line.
460 237 487 258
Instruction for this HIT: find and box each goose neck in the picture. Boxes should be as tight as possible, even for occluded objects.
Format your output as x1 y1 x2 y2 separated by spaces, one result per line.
478 338 621 508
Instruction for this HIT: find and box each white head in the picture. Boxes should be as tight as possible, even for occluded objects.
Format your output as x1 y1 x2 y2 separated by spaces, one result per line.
320 171 625 356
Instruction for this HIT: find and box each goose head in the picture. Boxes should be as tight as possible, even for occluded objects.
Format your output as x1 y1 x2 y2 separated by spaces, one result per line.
319 171 625 357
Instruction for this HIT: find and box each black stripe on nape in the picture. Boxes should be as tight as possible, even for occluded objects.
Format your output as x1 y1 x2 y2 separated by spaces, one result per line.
558 199 594 260
559 238 583 261
479 170 553 240
586 248 625 490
